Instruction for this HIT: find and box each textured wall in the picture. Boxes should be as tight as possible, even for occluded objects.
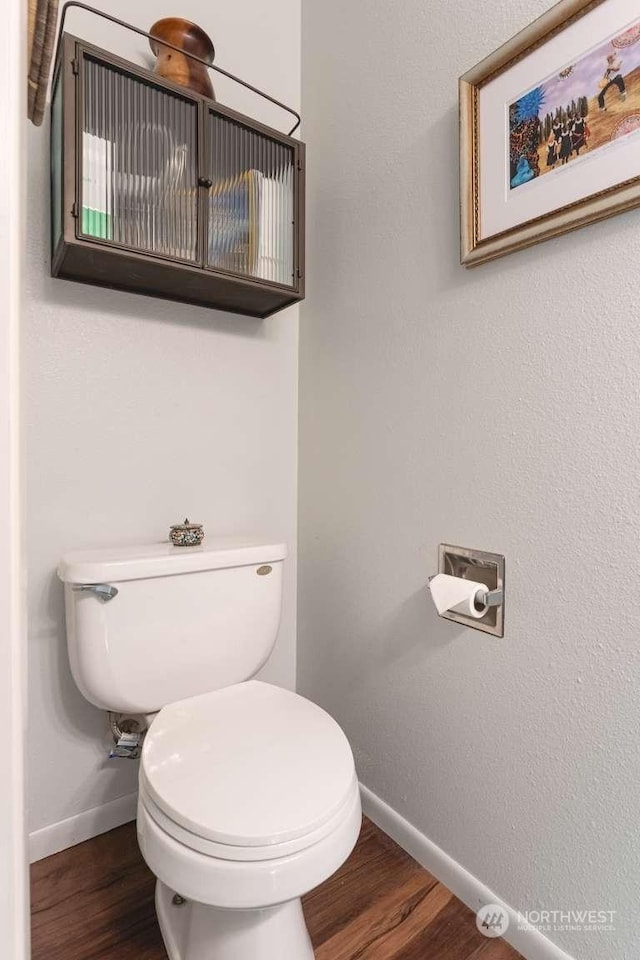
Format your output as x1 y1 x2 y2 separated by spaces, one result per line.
299 2 640 958
26 0 300 836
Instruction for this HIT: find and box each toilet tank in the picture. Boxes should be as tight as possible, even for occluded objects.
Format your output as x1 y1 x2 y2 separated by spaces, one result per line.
58 539 286 714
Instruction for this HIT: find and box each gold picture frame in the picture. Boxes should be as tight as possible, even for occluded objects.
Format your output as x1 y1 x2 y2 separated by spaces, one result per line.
460 0 640 266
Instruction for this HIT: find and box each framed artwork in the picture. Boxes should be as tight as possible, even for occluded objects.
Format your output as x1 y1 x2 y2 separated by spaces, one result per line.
460 0 640 265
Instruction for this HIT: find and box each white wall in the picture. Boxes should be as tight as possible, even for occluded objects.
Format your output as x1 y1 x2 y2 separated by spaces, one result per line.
1 0 29 953
299 2 640 959
26 0 300 845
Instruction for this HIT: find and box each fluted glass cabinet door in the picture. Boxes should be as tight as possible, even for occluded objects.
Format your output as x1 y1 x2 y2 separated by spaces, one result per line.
53 35 304 317
79 52 199 262
204 108 296 287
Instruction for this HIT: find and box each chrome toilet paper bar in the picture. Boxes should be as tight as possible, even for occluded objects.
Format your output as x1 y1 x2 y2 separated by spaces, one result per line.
478 586 503 607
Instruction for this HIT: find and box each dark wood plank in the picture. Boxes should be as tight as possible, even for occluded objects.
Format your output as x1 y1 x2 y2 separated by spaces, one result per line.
394 895 489 960
30 817 523 960
303 818 438 948
315 878 453 959
470 940 526 960
31 823 164 960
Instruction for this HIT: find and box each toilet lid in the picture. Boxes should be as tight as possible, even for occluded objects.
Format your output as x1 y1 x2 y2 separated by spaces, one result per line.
140 681 357 848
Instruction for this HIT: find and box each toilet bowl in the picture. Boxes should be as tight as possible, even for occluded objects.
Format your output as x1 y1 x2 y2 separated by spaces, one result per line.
137 681 362 959
58 538 360 958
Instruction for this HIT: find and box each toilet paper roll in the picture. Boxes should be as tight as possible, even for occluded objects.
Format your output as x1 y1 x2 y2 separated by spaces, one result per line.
428 573 489 619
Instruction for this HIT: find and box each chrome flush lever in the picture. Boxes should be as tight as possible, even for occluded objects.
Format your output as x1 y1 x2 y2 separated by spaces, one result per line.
73 583 119 602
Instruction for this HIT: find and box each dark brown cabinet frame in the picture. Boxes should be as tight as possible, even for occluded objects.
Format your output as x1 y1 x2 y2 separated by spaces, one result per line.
51 34 305 318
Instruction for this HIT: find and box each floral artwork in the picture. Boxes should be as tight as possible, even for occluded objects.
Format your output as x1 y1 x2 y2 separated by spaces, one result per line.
509 18 640 189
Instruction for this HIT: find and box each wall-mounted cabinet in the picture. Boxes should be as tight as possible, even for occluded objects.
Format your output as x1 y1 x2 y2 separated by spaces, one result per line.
51 35 305 317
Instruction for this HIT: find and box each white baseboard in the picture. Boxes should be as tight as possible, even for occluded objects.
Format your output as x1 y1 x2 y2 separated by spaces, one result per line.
360 783 575 960
29 792 138 863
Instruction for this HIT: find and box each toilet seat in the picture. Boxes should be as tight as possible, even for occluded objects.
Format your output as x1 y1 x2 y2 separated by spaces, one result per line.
137 782 363 910
140 680 357 857
139 777 360 861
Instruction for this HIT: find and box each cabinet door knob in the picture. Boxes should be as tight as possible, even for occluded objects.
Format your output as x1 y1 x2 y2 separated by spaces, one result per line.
198 176 213 189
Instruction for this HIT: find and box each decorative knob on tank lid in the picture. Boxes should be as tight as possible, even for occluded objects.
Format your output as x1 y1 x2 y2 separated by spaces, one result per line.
169 518 204 547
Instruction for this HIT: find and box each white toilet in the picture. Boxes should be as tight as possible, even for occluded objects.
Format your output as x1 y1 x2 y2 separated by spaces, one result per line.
58 538 362 960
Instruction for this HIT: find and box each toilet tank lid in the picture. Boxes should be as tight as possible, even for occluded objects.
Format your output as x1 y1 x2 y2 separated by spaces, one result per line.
58 538 287 584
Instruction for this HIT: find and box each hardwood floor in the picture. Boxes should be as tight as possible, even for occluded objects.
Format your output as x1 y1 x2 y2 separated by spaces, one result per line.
31 817 522 960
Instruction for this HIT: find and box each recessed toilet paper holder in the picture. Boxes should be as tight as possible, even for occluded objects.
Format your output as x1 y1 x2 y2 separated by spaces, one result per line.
429 544 505 637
